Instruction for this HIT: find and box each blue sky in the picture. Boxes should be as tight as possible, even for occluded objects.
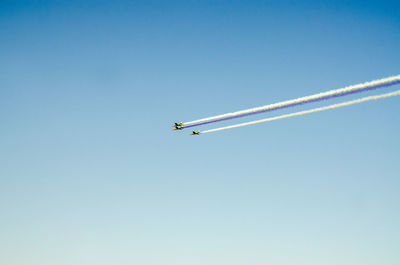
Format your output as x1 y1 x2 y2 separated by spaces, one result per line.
1 1 400 264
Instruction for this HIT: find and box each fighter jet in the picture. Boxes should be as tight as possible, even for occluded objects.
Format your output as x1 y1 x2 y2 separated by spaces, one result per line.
190 130 200 135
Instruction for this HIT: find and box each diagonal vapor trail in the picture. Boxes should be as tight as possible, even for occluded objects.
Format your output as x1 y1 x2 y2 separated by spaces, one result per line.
182 75 400 129
200 89 400 134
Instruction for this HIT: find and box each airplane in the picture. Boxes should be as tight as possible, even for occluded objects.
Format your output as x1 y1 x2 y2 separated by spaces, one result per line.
173 125 183 130
190 130 200 135
172 122 183 127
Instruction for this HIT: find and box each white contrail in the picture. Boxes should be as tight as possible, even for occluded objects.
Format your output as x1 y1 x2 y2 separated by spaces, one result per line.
201 89 400 134
184 74 400 126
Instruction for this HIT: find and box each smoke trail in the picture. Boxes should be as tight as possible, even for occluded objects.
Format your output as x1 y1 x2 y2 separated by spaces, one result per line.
200 89 400 134
184 79 400 129
183 75 400 129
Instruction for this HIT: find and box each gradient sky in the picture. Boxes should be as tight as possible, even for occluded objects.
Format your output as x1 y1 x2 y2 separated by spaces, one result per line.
1 1 400 264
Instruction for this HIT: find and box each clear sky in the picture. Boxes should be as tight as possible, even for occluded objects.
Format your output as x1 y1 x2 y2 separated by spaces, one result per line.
1 1 400 264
